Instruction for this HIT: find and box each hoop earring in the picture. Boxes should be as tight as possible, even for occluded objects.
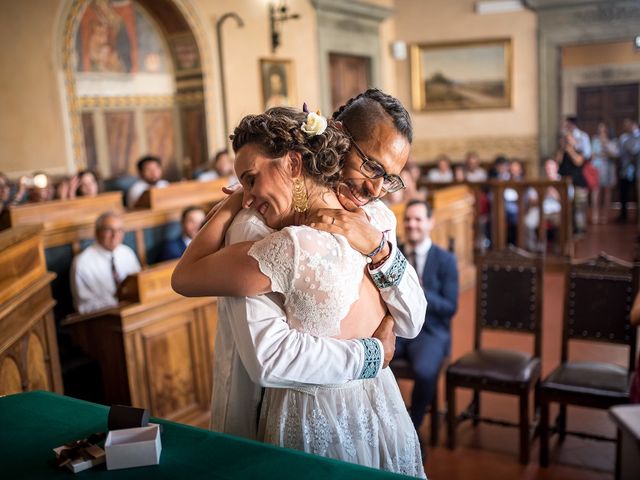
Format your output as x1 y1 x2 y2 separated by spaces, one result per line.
292 177 309 213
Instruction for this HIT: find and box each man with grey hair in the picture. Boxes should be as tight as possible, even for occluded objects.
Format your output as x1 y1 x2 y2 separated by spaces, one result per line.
71 211 141 313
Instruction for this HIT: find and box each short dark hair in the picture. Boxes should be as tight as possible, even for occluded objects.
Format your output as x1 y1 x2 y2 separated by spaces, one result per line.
332 88 412 144
566 116 578 125
406 199 432 218
213 149 228 164
181 205 204 223
136 155 161 173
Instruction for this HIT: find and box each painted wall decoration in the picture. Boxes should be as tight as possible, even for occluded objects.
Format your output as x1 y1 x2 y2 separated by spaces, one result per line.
75 0 168 74
411 38 512 111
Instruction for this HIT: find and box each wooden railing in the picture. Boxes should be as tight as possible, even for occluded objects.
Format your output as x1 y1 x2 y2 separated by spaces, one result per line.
417 179 574 263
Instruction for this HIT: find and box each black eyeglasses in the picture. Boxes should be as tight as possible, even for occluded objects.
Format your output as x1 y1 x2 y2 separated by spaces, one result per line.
350 138 406 194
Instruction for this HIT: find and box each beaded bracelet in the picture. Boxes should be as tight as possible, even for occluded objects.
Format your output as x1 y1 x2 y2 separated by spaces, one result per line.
365 233 386 261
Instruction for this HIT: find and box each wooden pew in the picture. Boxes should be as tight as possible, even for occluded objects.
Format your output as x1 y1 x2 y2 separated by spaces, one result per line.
417 179 574 268
389 185 476 290
0 225 62 396
61 261 218 427
6 181 228 320
135 178 228 210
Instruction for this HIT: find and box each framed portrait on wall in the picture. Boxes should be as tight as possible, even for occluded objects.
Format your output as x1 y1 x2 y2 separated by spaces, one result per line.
410 38 512 111
260 59 296 111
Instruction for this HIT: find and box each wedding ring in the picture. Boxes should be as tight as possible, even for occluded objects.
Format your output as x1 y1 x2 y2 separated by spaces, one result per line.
331 217 336 225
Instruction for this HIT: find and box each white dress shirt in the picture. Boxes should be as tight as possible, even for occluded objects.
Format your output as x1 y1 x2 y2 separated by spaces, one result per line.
210 201 426 439
407 237 432 280
428 169 454 183
466 168 487 182
126 179 169 207
71 243 141 314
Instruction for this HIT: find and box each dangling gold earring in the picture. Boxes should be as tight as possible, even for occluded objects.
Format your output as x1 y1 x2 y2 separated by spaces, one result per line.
292 177 309 213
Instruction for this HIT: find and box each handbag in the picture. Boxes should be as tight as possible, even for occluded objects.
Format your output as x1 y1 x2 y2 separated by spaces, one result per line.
582 161 599 190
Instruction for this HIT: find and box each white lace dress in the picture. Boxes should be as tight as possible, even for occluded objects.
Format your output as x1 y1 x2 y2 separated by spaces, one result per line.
248 226 425 478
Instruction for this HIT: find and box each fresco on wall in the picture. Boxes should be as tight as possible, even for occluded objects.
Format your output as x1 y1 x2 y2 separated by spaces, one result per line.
76 0 168 74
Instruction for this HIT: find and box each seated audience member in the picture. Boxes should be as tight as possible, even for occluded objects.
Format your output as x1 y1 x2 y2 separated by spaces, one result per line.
453 163 466 182
54 175 78 200
160 206 206 261
126 155 169 208
0 173 10 211
509 159 525 180
395 200 459 433
524 158 568 250
464 152 487 182
76 169 101 197
428 155 454 183
197 149 237 184
488 155 510 180
71 212 141 314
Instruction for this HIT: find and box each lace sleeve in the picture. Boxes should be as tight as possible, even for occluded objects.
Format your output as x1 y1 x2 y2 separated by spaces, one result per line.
247 229 296 295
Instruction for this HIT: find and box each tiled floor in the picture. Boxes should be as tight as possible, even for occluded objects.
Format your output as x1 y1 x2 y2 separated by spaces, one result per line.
402 215 637 480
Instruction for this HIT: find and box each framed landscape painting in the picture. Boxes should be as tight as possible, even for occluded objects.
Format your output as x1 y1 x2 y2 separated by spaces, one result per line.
411 38 512 111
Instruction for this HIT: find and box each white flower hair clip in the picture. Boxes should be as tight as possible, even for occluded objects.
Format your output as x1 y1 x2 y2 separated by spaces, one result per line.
301 102 327 137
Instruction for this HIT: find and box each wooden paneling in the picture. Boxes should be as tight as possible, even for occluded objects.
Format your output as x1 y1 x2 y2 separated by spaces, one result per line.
329 53 371 113
0 226 62 396
62 261 218 426
137 178 227 210
577 83 639 136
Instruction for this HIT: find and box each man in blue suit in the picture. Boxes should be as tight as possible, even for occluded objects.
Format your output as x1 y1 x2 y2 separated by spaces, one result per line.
395 199 459 431
161 206 206 261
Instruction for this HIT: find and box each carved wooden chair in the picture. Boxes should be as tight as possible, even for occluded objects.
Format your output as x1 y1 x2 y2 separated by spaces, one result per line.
539 254 638 468
446 247 544 464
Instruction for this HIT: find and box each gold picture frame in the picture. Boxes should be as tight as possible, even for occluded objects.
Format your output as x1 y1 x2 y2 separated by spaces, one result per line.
260 59 296 111
410 38 512 111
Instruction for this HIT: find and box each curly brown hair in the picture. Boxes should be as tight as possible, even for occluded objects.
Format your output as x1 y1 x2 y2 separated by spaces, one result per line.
230 107 350 189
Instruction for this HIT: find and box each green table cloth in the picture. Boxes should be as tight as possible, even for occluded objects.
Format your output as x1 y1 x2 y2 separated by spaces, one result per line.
0 391 413 479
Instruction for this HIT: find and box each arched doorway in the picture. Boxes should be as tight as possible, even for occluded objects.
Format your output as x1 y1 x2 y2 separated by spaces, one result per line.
61 0 210 180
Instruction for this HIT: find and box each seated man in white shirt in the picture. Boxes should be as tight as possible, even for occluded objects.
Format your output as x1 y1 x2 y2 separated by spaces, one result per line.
71 212 141 314
126 155 169 208
197 149 238 185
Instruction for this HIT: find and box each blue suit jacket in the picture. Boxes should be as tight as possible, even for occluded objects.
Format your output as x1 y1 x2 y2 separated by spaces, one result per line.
161 237 187 261
403 243 459 353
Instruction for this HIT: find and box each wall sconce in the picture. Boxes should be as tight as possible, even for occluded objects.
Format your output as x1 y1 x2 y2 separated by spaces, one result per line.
270 1 300 53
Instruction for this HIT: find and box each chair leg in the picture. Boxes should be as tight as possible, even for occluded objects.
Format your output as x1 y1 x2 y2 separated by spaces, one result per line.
518 390 530 465
539 399 549 468
472 389 481 426
430 381 439 447
446 381 456 450
557 404 567 441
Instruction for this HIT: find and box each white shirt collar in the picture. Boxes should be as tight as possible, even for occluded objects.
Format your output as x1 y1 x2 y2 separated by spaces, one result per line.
409 237 432 257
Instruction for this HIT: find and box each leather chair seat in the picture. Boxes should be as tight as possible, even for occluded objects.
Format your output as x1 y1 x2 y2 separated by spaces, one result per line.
541 361 631 398
447 348 541 384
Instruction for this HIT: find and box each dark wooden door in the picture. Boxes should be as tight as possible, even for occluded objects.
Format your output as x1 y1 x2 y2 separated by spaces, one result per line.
329 53 371 113
576 83 638 136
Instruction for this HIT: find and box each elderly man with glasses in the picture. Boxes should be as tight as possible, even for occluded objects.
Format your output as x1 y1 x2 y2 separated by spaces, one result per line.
70 211 140 314
206 89 426 443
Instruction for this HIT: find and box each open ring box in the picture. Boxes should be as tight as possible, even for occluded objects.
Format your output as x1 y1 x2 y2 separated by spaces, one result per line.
53 405 161 473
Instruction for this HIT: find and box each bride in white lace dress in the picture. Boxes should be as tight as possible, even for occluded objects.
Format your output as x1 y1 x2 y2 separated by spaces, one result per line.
173 107 426 478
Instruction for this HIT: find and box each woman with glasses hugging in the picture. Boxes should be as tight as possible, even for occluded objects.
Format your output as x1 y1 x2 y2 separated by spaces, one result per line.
173 105 426 478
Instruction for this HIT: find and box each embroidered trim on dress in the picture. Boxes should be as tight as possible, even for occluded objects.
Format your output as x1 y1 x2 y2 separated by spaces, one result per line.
370 247 407 289
358 338 381 379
